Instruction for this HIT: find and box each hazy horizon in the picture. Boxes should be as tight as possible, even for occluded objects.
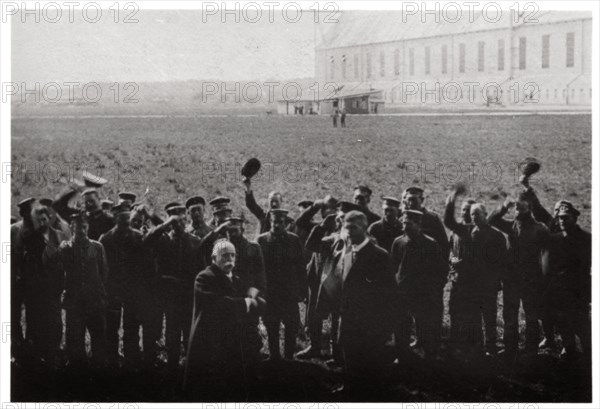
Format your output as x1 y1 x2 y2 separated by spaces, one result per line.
12 9 331 83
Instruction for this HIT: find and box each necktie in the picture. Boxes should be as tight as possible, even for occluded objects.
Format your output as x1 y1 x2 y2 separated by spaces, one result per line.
342 248 355 281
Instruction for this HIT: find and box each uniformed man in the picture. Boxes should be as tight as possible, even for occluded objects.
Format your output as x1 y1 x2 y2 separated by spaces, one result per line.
243 179 295 234
543 201 591 361
82 188 115 241
367 196 403 252
444 192 507 356
225 216 267 365
39 198 71 240
352 185 381 226
18 206 66 365
391 210 447 360
101 199 114 214
402 186 449 260
130 204 164 234
297 201 359 361
488 193 550 358
57 211 108 367
294 199 315 250
519 182 566 350
99 203 149 367
11 197 36 356
444 193 476 350
258 209 305 360
144 202 204 369
294 195 339 265
200 206 234 266
207 196 232 228
185 196 212 239
117 192 137 207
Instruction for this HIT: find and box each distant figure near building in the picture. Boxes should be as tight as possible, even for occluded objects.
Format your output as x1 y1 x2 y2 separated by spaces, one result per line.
331 109 339 128
340 109 347 128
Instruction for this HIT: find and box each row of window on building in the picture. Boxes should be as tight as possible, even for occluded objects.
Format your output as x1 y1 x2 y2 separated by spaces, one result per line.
392 87 590 104
329 32 577 80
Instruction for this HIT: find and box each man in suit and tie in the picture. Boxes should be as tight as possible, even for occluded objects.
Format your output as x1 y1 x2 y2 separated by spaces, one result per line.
336 210 392 397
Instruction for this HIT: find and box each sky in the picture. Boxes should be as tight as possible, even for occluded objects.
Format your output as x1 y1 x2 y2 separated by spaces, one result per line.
12 9 324 83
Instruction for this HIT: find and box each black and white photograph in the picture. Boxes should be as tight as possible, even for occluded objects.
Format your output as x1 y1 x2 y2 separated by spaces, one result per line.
1 1 598 405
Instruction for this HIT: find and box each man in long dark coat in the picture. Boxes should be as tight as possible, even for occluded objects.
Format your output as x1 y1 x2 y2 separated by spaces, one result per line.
336 210 392 397
184 240 263 401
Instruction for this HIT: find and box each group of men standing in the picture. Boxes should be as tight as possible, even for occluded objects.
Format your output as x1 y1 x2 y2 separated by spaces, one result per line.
10 166 591 400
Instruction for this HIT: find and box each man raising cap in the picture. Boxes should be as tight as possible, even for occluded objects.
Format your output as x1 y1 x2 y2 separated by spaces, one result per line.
242 178 294 235
353 185 381 226
367 196 403 252
488 191 550 358
185 195 212 239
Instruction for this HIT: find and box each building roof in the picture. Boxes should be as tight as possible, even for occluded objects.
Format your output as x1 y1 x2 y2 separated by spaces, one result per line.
316 10 592 50
278 83 383 102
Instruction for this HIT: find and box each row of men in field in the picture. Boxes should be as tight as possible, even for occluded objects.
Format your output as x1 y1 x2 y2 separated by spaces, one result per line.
10 172 590 398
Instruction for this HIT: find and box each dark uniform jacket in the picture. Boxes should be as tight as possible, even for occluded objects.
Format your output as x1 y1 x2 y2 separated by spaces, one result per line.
184 264 255 396
16 226 67 290
488 207 549 284
99 227 147 302
444 201 507 290
186 223 213 240
521 187 560 233
245 191 295 235
543 225 591 308
421 207 450 261
338 240 391 349
294 204 321 265
56 237 108 314
305 225 345 315
257 230 305 306
230 236 267 297
144 228 204 295
362 208 381 227
87 209 115 241
391 233 447 298
367 219 404 253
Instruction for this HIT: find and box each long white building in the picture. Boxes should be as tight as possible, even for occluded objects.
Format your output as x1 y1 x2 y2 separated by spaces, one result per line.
314 10 592 110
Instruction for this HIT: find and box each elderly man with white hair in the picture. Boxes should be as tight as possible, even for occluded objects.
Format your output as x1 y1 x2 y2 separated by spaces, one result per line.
184 239 264 401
